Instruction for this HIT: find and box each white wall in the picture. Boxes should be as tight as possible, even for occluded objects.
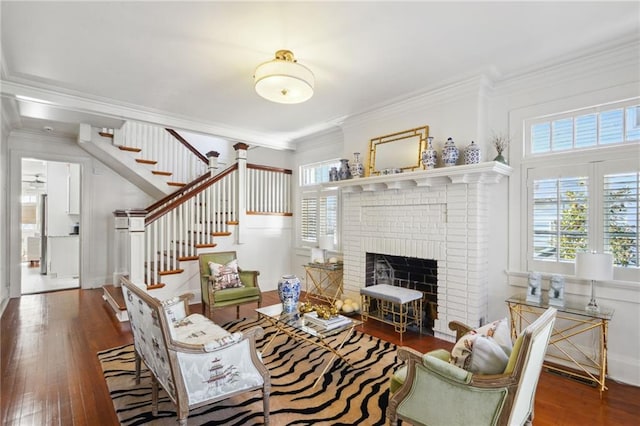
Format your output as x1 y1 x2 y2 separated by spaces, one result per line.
0 111 10 314
292 39 640 386
7 130 154 296
233 146 295 293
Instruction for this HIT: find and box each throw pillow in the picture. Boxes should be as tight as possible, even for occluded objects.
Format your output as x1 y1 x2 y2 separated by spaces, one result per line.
208 259 243 291
449 317 513 375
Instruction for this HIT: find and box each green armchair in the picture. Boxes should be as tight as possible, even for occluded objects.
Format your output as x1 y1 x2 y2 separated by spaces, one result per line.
198 251 262 319
387 307 557 426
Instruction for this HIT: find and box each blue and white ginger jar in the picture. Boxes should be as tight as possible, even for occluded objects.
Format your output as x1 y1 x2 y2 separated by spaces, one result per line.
277 275 301 313
442 137 459 167
464 140 481 165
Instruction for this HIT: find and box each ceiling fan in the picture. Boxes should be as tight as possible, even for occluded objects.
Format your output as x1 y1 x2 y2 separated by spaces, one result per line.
22 174 47 186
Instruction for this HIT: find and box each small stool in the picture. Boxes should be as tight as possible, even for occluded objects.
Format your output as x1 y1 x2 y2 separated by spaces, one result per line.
360 284 423 342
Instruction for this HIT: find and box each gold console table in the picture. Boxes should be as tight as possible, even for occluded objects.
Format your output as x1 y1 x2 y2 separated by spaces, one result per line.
506 295 613 396
304 263 343 304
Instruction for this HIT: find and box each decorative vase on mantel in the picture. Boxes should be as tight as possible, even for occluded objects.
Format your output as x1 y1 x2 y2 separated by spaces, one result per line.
338 159 351 180
329 167 339 182
493 152 508 165
350 152 364 178
277 275 301 313
421 136 437 170
442 137 459 167
464 140 481 165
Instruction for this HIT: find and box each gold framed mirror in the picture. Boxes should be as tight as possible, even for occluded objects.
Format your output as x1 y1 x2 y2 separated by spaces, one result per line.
368 126 429 176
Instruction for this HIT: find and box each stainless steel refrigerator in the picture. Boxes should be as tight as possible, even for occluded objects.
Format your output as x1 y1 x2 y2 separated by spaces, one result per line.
39 193 47 275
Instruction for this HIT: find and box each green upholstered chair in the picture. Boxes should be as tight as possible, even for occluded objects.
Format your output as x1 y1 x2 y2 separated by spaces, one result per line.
387 307 557 426
198 251 262 319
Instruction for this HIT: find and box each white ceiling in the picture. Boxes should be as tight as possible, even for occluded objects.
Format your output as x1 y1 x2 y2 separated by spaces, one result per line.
2 1 639 149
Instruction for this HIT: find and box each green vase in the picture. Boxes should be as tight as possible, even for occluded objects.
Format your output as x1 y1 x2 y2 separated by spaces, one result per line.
493 153 507 165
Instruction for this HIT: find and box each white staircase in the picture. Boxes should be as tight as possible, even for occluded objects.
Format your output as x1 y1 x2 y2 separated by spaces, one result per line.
98 123 292 320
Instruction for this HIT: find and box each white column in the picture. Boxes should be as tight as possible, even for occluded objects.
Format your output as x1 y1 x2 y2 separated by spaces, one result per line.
126 210 147 288
234 143 248 244
112 210 130 286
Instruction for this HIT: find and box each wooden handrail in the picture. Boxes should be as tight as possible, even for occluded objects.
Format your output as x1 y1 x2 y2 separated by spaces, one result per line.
145 163 290 222
247 163 293 175
145 171 211 213
146 164 239 225
165 128 209 164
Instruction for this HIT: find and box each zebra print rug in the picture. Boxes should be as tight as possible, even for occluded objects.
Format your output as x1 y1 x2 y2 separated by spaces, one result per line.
98 317 398 425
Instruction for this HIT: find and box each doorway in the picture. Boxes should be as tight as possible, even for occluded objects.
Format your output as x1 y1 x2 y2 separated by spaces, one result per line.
21 158 80 294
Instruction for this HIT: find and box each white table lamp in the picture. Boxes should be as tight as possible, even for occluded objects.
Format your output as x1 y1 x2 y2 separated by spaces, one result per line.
319 235 335 263
575 252 613 313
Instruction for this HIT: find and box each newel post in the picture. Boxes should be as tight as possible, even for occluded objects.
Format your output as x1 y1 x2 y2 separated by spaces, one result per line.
234 143 248 244
207 150 220 177
113 209 147 288
112 210 129 286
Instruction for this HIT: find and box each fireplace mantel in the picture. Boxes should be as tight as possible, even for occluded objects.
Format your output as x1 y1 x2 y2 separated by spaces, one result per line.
324 161 512 192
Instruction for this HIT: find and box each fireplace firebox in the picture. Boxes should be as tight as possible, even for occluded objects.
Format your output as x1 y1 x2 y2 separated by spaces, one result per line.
365 253 437 333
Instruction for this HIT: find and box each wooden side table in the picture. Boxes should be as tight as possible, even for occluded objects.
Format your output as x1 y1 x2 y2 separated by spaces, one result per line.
303 263 343 305
506 295 613 396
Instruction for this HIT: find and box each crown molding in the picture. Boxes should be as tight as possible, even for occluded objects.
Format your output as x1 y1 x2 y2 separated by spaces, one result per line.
0 79 296 151
1 95 21 131
341 73 495 131
493 36 640 97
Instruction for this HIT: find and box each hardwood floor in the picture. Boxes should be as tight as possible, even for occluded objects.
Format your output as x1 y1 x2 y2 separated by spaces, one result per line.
1 288 638 425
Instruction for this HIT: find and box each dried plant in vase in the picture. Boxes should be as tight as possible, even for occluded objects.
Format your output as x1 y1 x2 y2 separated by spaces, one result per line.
491 132 510 165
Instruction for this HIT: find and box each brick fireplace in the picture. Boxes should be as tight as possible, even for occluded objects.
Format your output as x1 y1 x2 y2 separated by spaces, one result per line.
334 163 511 340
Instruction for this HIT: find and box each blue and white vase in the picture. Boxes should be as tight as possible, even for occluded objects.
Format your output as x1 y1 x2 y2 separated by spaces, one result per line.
421 136 437 169
278 275 301 313
338 159 351 180
329 167 339 182
464 140 481 165
442 137 459 167
350 152 364 178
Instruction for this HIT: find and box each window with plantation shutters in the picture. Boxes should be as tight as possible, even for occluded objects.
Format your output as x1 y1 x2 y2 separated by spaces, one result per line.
532 175 589 262
603 172 639 268
319 194 338 243
525 104 639 281
301 197 318 243
299 159 341 247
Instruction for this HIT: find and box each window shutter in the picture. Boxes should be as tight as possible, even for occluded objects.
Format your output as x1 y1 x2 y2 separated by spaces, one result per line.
319 194 338 238
532 176 589 262
603 172 639 267
301 197 318 243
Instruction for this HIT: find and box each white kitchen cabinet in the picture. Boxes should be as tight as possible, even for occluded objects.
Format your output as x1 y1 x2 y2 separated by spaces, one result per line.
47 235 79 278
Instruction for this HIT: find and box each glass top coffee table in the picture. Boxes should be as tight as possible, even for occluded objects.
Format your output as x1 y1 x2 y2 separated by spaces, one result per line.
256 303 362 388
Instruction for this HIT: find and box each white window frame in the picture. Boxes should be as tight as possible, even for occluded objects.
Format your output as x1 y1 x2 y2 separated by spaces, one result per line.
297 158 342 249
523 144 639 283
527 164 590 276
524 98 640 156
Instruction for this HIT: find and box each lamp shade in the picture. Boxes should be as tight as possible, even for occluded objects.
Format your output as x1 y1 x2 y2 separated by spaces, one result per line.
254 50 314 104
575 252 613 281
319 234 335 251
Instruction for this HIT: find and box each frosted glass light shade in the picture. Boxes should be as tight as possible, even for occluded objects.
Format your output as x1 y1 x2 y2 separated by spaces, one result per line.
575 252 613 281
254 50 314 104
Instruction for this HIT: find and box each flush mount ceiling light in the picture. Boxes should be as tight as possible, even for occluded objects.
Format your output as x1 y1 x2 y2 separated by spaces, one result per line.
254 50 314 104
